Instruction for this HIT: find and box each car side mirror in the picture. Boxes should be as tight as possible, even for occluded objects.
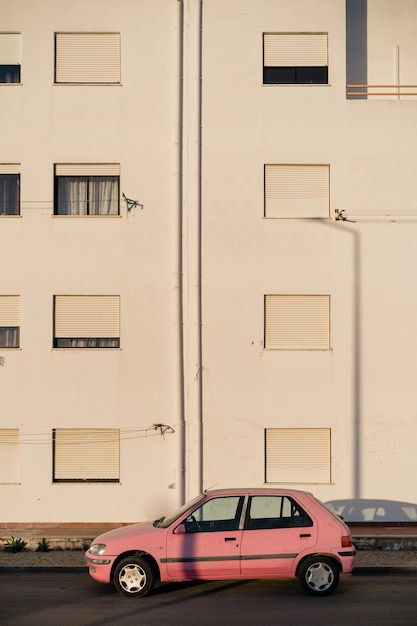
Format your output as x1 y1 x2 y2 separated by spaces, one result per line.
174 523 186 534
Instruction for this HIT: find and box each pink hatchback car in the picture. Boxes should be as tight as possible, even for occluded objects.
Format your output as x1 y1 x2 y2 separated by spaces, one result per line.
86 488 355 597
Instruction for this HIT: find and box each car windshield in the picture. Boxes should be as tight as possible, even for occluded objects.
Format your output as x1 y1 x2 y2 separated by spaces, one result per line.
153 494 206 528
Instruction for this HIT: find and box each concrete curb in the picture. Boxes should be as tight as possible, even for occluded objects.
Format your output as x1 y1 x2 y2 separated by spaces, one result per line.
352 565 417 576
0 566 88 574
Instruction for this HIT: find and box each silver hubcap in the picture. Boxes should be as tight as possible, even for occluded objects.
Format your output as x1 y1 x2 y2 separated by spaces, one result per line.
305 562 334 592
119 563 147 594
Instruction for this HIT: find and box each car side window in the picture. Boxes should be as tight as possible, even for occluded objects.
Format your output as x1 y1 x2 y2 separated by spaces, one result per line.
184 496 243 533
246 496 313 530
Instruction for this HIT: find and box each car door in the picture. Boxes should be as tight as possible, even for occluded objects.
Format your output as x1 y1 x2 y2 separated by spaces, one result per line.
240 495 318 575
165 495 244 579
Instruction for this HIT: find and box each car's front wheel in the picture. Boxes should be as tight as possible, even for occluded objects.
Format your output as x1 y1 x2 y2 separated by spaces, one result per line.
298 556 339 596
114 556 155 598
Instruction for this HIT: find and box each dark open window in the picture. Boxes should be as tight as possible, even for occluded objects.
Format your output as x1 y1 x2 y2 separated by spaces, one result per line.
263 66 328 85
0 65 20 83
0 174 20 215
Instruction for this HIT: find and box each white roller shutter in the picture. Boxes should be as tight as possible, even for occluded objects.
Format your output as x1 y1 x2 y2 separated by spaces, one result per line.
0 164 20 175
0 33 21 64
54 295 120 339
55 33 121 83
264 33 328 67
54 428 120 481
265 165 330 218
265 295 330 350
55 163 120 176
0 429 19 483
0 296 20 325
266 428 331 483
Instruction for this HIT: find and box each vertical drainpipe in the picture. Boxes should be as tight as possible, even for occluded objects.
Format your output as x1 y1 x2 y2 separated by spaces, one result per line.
178 0 203 501
176 0 186 508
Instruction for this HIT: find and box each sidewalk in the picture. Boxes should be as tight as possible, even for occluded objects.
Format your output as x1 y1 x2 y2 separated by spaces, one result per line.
0 523 416 574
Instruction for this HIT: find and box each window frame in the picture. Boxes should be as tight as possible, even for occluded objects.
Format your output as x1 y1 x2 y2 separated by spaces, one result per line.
0 170 20 216
53 295 120 349
0 33 21 85
0 296 20 348
245 495 313 530
0 429 19 483
265 427 332 484
264 164 330 219
54 32 121 85
263 33 328 86
264 294 331 350
54 164 120 216
52 428 120 483
183 496 245 533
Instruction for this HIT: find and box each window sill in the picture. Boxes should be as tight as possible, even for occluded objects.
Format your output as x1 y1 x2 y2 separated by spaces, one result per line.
263 347 333 351
262 83 331 87
53 83 122 87
262 216 332 220
52 348 122 351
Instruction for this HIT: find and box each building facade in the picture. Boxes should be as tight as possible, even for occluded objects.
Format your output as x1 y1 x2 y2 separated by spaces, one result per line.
1 0 417 524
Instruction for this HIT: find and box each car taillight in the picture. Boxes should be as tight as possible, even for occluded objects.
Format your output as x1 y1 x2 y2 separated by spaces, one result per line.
341 535 352 547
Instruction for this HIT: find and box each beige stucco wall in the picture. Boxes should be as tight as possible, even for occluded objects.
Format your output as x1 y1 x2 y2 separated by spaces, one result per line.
1 0 182 522
1 0 417 523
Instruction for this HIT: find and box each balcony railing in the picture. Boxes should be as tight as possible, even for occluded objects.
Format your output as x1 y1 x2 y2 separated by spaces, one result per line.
347 84 417 98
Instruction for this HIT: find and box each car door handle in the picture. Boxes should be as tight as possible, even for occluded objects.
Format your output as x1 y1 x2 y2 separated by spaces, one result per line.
224 537 237 542
300 533 311 538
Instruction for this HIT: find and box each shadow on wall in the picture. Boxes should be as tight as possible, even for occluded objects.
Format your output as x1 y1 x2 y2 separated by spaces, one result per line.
346 0 367 99
325 499 417 523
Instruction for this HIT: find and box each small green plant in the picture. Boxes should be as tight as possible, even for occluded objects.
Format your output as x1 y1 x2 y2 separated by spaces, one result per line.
4 536 27 553
36 538 50 552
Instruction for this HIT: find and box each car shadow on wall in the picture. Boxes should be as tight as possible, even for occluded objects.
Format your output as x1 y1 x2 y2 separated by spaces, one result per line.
325 499 417 525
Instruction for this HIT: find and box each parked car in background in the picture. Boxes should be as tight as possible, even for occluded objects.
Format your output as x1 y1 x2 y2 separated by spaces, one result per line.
325 499 417 523
86 488 355 597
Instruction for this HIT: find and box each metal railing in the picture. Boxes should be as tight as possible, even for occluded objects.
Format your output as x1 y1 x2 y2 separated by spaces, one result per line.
347 84 417 98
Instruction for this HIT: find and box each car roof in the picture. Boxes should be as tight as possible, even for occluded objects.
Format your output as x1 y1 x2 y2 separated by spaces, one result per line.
204 488 313 497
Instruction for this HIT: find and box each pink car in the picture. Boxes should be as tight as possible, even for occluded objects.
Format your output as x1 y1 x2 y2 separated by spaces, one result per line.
86 488 355 597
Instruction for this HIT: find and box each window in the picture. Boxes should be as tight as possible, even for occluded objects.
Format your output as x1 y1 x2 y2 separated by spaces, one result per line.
0 429 19 482
263 33 328 84
0 166 20 215
264 165 329 218
0 33 21 83
53 295 120 348
264 295 331 350
247 495 312 529
265 428 331 483
53 428 120 482
0 296 20 348
54 164 120 215
184 496 244 533
55 32 121 84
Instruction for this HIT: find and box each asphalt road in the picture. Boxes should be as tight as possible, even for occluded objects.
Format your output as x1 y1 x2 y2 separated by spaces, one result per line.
0 572 416 626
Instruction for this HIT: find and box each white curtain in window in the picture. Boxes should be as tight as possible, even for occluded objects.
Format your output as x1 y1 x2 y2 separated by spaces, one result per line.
57 177 87 215
0 327 19 347
57 177 118 215
89 177 119 215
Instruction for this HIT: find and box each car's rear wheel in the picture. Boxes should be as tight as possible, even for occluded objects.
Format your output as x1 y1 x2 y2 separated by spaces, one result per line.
114 556 155 598
298 556 339 596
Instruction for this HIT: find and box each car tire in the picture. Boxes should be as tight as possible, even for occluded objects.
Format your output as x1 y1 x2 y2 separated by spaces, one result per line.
298 556 339 596
113 555 155 598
